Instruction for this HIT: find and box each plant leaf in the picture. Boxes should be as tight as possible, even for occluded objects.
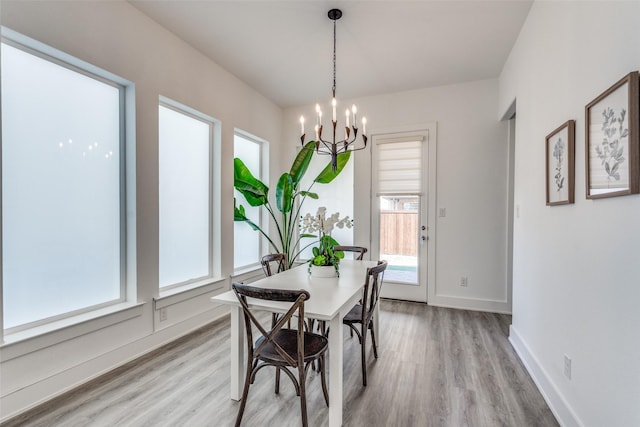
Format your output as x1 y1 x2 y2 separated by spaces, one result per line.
300 191 319 199
314 151 351 184
276 173 294 213
234 158 268 207
289 141 316 186
234 201 247 221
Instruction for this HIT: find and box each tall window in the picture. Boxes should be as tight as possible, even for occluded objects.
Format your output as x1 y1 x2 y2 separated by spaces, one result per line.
1 39 127 330
234 132 264 270
299 153 354 259
158 101 213 289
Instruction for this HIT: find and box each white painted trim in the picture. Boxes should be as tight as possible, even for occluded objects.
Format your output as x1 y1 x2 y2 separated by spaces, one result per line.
428 295 511 314
0 303 144 360
155 278 226 309
509 326 583 427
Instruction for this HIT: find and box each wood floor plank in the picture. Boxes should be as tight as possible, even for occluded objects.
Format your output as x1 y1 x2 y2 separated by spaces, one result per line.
1 300 559 427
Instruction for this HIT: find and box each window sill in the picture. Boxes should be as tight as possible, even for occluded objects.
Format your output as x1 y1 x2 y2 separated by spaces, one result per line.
231 266 264 284
1 302 144 361
155 277 226 309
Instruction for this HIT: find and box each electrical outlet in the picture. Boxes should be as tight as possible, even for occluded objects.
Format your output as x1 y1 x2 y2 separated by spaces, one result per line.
159 307 167 322
564 355 572 380
460 276 468 287
439 207 446 217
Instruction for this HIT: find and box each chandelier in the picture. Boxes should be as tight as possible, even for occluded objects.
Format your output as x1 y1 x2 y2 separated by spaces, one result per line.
299 8 368 171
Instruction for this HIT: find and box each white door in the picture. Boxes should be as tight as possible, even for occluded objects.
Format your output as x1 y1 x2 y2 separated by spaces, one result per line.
371 127 436 303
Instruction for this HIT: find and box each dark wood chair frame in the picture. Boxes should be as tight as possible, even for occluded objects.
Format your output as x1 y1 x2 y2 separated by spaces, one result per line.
333 245 368 260
232 283 329 427
342 260 388 386
260 253 288 277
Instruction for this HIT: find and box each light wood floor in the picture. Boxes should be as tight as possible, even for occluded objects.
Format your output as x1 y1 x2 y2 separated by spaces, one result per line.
2 300 558 427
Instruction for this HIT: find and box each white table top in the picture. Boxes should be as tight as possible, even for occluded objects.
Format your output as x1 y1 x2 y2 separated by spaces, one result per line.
212 259 377 320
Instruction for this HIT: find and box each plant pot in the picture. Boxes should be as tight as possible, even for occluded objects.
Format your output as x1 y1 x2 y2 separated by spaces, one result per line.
310 265 337 278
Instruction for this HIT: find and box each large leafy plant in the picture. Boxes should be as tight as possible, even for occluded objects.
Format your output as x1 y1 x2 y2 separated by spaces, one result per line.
234 141 350 268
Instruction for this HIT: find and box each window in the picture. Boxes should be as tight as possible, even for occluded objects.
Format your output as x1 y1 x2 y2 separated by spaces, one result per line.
234 132 265 270
1 37 130 331
299 152 354 260
158 101 213 289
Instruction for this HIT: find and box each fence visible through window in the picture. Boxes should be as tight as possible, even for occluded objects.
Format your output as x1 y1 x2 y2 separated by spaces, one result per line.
379 195 418 284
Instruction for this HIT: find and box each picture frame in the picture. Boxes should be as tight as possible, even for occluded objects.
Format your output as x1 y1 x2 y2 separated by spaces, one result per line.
546 120 575 206
585 71 639 199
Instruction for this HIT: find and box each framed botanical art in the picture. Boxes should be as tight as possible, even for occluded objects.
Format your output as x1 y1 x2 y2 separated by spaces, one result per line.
546 120 575 206
585 71 639 199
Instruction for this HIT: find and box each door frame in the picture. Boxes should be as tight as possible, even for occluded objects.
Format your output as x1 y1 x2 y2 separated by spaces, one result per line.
364 123 437 303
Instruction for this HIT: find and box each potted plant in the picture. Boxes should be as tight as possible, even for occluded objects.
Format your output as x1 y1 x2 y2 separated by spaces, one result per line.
234 141 350 269
301 207 352 277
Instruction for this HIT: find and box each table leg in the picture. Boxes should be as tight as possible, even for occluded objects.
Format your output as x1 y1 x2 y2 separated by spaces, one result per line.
328 313 342 427
230 305 246 401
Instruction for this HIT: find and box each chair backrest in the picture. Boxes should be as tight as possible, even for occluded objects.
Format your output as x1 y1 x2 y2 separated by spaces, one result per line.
232 282 308 367
260 253 288 277
361 261 387 323
334 245 368 261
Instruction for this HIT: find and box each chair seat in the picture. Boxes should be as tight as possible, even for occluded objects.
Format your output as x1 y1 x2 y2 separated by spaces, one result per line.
256 329 328 365
343 304 370 325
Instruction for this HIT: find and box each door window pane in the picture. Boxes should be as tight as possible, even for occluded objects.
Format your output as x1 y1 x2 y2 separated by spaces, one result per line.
159 104 211 288
1 42 123 329
379 195 419 284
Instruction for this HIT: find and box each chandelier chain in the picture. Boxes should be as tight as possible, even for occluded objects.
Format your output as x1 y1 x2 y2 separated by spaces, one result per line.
332 18 337 98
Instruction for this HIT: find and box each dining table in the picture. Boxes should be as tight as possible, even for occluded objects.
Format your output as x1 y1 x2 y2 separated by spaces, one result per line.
211 259 379 427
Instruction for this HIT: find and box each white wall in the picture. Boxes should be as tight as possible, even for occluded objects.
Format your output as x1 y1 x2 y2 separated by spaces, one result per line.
0 1 282 420
283 78 511 313
499 2 640 426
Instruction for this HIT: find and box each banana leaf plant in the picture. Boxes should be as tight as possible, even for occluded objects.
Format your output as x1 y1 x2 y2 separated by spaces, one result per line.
234 141 350 269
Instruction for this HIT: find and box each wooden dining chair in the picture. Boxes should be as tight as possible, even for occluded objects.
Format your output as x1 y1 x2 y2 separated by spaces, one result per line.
232 283 329 427
260 253 288 277
333 245 368 260
342 260 387 386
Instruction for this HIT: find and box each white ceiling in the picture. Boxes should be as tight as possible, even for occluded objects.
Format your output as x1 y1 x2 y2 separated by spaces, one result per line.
129 1 532 108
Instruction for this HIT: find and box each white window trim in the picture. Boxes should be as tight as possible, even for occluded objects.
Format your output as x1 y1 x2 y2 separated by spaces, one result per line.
233 129 269 274
0 27 137 341
158 96 221 292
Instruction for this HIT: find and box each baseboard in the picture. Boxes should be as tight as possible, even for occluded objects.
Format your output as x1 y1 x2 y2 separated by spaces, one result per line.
428 294 511 314
508 325 583 427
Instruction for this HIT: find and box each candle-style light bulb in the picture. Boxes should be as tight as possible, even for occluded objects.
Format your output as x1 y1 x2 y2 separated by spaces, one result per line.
352 105 357 127
332 98 337 122
316 104 321 126
362 117 367 135
345 109 350 128
300 116 305 136
315 124 319 140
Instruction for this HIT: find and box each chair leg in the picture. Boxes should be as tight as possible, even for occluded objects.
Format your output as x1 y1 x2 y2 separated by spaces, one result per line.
298 364 308 427
361 326 368 387
275 367 281 394
370 321 379 359
235 357 254 427
319 355 329 406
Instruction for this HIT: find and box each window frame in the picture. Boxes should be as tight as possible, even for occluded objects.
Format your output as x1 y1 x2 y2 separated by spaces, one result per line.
158 98 218 291
0 28 135 337
233 129 268 273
